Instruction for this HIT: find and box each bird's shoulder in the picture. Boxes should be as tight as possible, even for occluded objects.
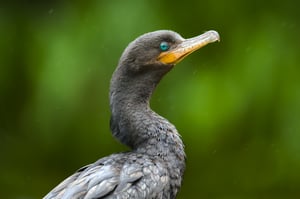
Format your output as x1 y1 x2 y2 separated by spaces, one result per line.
44 152 170 199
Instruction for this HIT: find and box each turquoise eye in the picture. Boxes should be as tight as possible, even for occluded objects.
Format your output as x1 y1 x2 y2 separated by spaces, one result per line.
160 41 169 51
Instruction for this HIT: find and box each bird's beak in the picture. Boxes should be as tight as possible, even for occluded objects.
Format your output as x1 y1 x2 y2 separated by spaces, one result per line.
157 30 220 65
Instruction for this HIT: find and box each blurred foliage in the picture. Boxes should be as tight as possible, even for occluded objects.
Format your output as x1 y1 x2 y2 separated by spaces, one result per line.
1 0 300 198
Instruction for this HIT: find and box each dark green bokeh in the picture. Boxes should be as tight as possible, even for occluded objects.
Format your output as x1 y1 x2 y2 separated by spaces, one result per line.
1 0 300 198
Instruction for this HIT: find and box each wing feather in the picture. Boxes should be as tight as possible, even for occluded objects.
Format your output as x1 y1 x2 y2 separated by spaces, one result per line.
44 153 170 199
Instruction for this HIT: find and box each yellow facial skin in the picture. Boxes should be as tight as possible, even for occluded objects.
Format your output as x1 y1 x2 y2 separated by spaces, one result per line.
158 30 220 65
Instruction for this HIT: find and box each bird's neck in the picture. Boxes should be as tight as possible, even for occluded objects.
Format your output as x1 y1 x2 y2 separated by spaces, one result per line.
110 97 186 174
109 73 185 164
110 95 185 152
109 65 185 177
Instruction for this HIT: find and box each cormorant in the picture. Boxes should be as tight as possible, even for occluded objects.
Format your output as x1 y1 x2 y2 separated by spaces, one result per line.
44 30 220 199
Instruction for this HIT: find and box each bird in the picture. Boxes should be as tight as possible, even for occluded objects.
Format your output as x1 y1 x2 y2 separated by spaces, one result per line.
44 30 220 199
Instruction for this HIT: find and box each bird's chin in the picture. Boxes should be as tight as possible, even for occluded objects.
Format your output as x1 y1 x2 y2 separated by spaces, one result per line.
159 63 175 72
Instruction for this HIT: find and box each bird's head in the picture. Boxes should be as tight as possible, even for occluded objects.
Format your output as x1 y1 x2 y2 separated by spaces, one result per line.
117 30 220 74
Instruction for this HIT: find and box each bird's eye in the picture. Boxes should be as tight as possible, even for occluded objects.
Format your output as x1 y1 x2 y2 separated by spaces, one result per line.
159 41 170 51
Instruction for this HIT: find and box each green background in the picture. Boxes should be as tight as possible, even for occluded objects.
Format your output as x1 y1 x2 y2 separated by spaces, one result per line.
1 0 300 198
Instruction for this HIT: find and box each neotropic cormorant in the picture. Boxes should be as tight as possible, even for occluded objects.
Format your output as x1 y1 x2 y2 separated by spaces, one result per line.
44 30 220 199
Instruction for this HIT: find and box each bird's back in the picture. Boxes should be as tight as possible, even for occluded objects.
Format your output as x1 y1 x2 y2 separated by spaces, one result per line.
44 152 172 199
